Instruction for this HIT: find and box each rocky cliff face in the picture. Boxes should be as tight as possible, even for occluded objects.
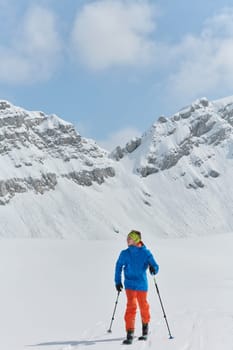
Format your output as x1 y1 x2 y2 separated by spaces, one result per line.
111 97 233 189
0 100 115 204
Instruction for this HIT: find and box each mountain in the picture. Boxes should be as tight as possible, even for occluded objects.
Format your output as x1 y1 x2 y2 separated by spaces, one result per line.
0 100 117 238
1 97 233 238
111 97 233 187
0 100 115 203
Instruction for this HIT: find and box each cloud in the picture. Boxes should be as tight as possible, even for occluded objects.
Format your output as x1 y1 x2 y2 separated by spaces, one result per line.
98 127 141 151
0 5 62 84
71 0 157 70
167 8 233 102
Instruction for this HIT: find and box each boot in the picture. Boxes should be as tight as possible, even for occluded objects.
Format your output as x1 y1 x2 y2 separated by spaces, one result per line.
138 323 148 340
122 330 134 344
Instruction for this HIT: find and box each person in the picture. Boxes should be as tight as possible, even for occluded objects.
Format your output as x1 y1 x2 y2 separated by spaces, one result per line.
114 230 159 344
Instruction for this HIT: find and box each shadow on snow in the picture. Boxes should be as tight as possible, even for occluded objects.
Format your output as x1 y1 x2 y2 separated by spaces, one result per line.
28 337 124 347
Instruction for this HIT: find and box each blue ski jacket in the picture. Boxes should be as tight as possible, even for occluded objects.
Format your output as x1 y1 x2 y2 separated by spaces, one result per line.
115 244 159 291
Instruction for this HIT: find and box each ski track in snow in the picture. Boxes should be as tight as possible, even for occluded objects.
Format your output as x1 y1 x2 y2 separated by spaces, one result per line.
50 311 233 350
56 310 233 350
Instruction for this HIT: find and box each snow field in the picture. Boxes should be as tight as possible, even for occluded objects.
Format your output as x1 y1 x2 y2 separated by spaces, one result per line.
0 233 232 350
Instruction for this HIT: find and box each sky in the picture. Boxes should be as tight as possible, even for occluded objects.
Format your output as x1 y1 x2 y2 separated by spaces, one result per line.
0 0 233 150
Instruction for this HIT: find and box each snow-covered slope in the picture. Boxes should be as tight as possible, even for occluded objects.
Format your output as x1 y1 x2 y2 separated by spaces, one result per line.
0 100 115 204
0 233 232 350
1 97 233 238
111 97 233 187
0 100 117 238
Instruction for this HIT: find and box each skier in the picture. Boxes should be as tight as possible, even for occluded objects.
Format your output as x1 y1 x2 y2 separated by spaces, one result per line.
114 230 159 344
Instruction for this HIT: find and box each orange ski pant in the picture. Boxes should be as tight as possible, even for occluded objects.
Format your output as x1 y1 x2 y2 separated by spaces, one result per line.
124 289 150 331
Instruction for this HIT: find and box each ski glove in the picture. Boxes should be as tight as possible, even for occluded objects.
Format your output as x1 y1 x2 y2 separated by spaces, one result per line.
149 265 156 275
116 283 123 292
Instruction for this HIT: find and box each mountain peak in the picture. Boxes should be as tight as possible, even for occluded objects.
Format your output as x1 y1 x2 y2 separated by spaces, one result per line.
111 96 233 189
0 101 115 206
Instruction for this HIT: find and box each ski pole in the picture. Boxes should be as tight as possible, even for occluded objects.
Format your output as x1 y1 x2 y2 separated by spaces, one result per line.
153 276 174 339
107 291 120 333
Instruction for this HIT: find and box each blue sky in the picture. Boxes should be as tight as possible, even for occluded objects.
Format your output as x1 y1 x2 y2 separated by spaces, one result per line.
0 0 233 150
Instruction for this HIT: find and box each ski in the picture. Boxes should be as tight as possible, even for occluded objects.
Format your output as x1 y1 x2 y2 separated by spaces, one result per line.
122 338 133 345
138 335 147 341
121 335 148 344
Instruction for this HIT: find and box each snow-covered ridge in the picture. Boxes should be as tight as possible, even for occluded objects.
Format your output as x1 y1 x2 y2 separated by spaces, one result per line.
111 97 233 189
0 100 115 204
